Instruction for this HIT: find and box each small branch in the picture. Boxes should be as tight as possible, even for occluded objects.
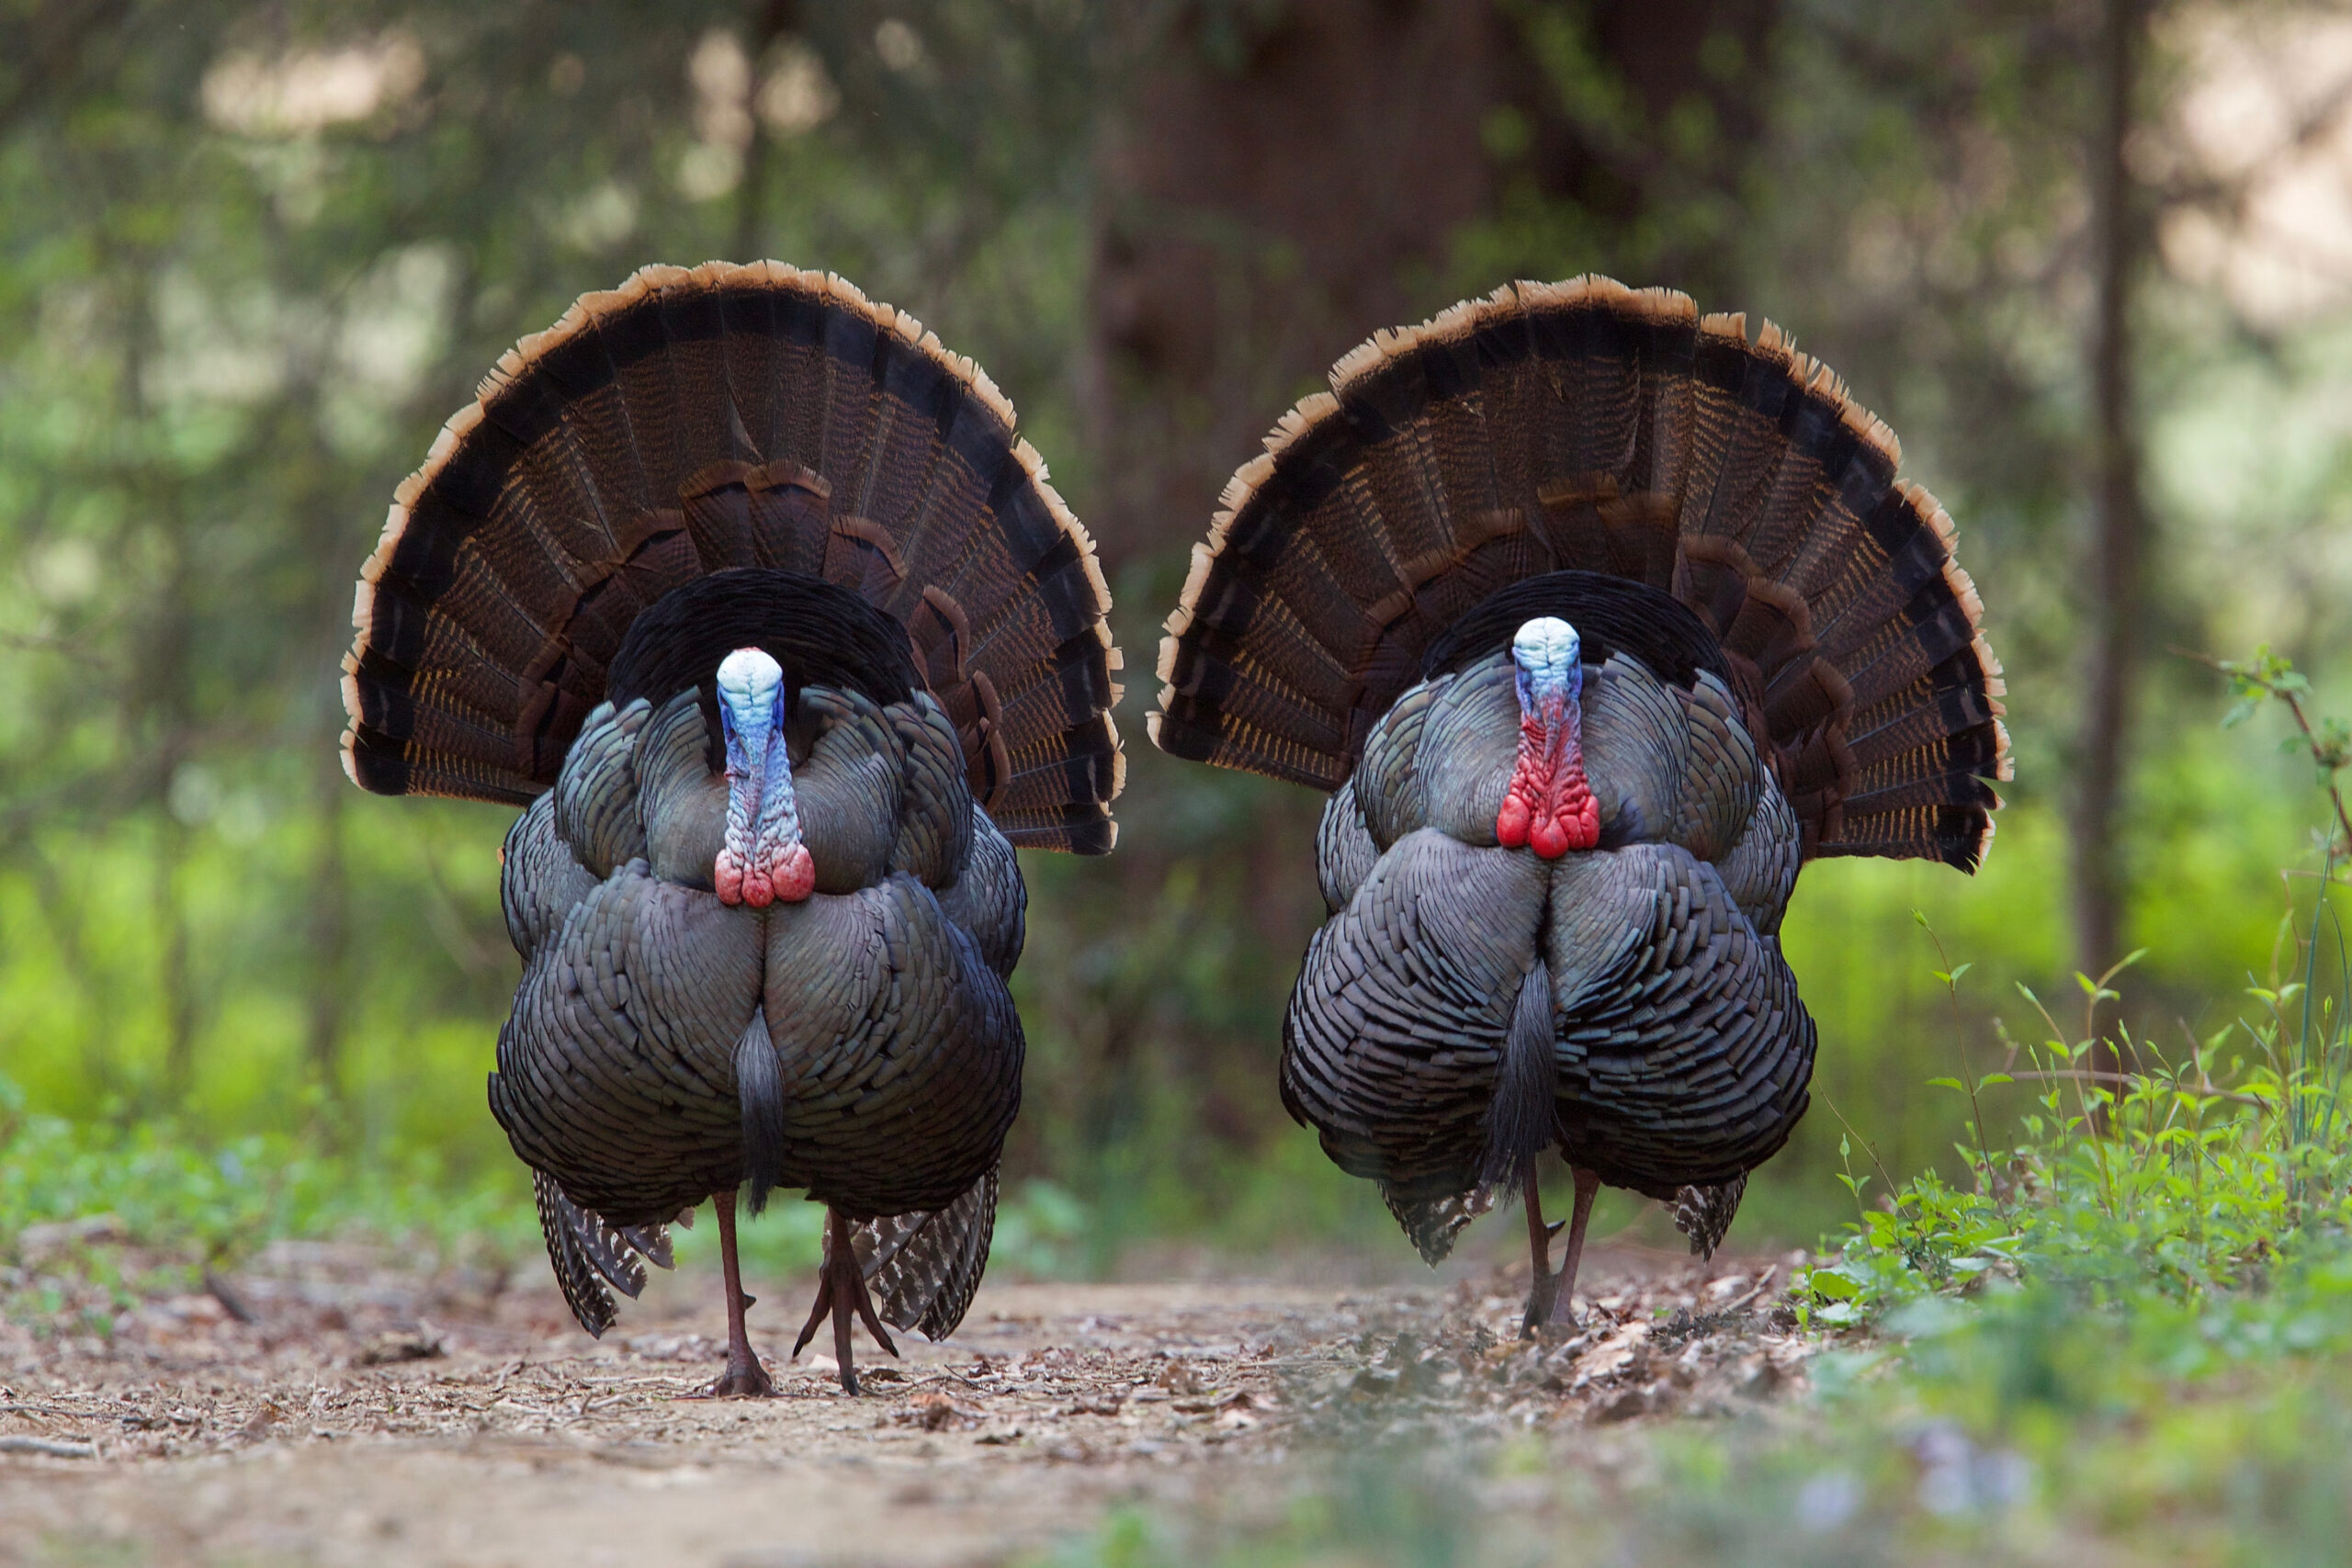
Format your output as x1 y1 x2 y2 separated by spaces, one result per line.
2177 646 2352 853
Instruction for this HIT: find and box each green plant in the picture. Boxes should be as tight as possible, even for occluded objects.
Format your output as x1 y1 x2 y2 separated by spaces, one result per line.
1801 650 2352 1328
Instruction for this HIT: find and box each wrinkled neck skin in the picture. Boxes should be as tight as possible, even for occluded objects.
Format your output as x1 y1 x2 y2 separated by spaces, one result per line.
713 648 815 908
1496 619 1600 861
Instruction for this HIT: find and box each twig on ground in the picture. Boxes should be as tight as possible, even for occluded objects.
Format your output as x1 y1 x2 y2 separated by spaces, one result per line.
0 1435 97 1458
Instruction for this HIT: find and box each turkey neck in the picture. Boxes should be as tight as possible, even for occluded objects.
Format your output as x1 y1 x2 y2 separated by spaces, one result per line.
714 647 815 908
1498 687 1600 860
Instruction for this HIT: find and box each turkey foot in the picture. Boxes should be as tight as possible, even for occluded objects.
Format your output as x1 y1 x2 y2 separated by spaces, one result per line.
694 1189 775 1398
791 1207 899 1394
1521 1166 1601 1339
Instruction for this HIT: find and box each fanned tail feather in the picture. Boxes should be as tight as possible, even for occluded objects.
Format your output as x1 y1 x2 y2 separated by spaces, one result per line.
533 1168 674 1338
1672 1175 1748 1260
1150 276 2006 869
344 261 1122 852
837 1168 998 1341
1382 1185 1496 1267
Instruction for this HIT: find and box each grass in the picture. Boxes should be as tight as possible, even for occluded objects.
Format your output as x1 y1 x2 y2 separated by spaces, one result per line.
0 1064 1101 1337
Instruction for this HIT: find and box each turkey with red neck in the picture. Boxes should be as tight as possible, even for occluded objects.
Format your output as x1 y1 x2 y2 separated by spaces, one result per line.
1495 617 1600 859
1153 276 2007 1333
341 263 1123 1394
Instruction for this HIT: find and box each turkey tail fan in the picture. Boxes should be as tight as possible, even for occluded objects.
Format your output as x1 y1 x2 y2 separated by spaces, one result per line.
842 1168 998 1341
1151 276 2009 870
343 261 1123 852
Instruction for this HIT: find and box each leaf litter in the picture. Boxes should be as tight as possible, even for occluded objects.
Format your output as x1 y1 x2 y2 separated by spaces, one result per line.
0 1224 1819 1566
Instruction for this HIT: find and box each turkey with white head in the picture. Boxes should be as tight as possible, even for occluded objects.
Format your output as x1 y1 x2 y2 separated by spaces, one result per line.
1152 276 2007 1332
343 262 1123 1393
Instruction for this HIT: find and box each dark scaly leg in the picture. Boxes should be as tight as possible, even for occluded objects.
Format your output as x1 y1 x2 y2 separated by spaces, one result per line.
791 1206 899 1394
1554 1168 1602 1330
696 1189 775 1397
1521 1166 1602 1338
1521 1167 1566 1337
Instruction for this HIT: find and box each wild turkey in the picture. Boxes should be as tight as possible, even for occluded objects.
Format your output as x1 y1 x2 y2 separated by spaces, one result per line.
1151 277 2007 1332
342 262 1123 1393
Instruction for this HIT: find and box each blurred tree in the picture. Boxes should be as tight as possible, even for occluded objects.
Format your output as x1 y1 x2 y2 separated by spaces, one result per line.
2075 0 2151 988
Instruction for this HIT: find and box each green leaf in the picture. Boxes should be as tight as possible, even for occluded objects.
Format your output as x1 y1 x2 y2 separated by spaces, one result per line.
2222 698 2258 728
1978 1073 2014 1087
1805 1269 1860 1301
1927 1077 1965 1091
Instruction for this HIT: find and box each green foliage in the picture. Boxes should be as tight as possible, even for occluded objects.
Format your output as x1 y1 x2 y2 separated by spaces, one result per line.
1039 1455 1498 1568
0 1063 1110 1302
1797 649 2352 1328
0 1074 533 1266
2218 647 2352 786
0 1068 534 1334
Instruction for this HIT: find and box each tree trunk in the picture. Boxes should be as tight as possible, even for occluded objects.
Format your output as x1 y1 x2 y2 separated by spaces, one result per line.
733 0 799 261
2073 0 2148 989
122 259 202 1112
1083 0 1523 574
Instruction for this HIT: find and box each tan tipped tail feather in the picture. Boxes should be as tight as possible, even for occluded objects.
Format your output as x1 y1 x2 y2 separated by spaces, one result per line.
343 261 1121 853
1150 274 2006 871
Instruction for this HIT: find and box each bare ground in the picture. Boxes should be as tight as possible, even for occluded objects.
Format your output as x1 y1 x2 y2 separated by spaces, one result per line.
0 1231 1815 1568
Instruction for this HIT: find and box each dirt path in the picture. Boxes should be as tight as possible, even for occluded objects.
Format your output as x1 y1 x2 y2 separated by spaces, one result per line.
0 1239 1811 1567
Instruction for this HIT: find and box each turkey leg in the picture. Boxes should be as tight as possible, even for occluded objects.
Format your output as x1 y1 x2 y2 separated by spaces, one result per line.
792 1206 899 1394
1521 1166 1601 1338
698 1188 776 1397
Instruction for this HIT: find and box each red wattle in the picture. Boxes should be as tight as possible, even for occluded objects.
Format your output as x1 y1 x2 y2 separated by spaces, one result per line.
715 851 746 906
1554 769 1600 852
774 843 816 904
1498 707 1600 860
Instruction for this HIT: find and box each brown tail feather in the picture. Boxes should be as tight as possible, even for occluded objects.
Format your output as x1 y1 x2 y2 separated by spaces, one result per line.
344 262 1122 852
1150 276 2007 870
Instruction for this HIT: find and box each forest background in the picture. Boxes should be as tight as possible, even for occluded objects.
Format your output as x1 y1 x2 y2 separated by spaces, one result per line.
1 0 2347 1273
